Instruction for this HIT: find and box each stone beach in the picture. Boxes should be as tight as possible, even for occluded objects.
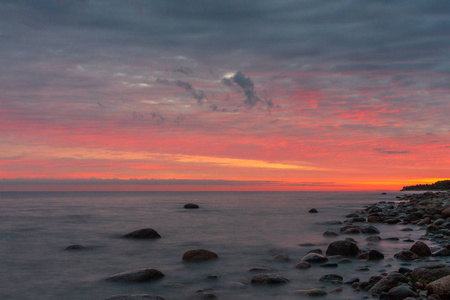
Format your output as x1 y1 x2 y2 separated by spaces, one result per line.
102 191 449 299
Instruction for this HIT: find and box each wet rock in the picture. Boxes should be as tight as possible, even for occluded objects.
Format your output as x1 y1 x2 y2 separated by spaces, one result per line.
343 228 360 234
368 272 409 296
353 217 366 222
344 277 360 284
426 275 450 297
309 208 318 213
106 268 165 283
306 288 327 296
368 215 383 223
184 203 199 209
338 258 352 264
361 225 380 234
326 240 359 257
250 274 290 284
384 237 400 241
65 244 87 250
411 263 450 283
401 227 414 231
294 261 311 269
394 250 419 261
432 247 450 256
398 267 412 274
387 285 417 299
273 253 291 262
323 231 339 237
123 228 161 239
383 218 401 224
409 241 432 257
301 252 328 263
183 249 219 262
368 249 384 260
104 295 165 300
417 217 431 226
441 206 450 218
307 248 323 255
320 274 343 284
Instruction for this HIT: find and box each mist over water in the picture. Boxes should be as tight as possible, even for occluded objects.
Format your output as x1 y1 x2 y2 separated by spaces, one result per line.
0 191 430 299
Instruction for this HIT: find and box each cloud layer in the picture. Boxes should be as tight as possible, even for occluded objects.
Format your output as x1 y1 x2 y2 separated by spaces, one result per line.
0 1 449 190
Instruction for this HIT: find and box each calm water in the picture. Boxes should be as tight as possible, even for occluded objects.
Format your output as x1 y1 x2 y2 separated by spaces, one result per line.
0 191 432 299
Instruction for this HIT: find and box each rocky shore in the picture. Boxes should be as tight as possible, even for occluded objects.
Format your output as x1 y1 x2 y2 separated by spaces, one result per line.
314 191 450 299
100 194 450 299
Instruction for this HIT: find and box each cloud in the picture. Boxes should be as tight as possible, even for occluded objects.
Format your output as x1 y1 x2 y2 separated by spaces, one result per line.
175 80 207 104
374 148 410 155
222 71 277 110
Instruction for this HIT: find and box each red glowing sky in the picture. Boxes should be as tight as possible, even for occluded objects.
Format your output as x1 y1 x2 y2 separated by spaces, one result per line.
1 1 449 191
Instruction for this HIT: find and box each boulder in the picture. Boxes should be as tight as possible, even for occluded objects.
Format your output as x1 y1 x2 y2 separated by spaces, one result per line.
361 225 380 234
301 252 328 263
182 249 219 262
326 240 359 257
106 268 165 283
368 272 409 296
387 285 417 299
273 253 291 262
368 249 384 260
184 203 199 209
426 275 450 296
409 241 431 257
394 250 419 261
250 274 289 284
323 231 339 237
441 206 450 218
123 228 161 239
319 274 343 284
411 263 450 283
294 261 311 269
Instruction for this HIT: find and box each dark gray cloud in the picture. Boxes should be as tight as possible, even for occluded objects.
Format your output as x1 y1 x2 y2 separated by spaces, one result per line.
175 80 206 103
222 71 277 110
374 148 410 155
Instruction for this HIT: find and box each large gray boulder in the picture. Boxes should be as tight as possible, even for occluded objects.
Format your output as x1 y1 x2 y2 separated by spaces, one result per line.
411 263 450 283
326 240 359 257
409 241 431 257
106 268 164 283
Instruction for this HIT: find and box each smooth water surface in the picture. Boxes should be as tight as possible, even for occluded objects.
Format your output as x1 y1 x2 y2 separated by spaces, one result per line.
0 191 431 299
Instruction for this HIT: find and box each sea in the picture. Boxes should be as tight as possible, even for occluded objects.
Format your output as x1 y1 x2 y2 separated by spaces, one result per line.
0 191 434 299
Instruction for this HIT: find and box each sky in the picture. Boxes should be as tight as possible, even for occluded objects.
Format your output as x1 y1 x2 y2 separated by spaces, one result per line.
0 0 449 191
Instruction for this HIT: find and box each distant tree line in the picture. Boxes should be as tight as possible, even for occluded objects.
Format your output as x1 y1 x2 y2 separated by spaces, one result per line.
401 180 450 191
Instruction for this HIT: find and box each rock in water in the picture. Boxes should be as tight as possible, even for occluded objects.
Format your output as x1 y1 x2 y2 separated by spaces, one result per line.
411 263 450 283
184 203 199 209
106 268 165 283
251 274 289 284
182 249 219 262
300 252 328 263
319 274 343 283
65 244 87 250
294 261 311 269
123 228 161 239
326 240 359 257
426 275 450 296
394 250 419 261
409 241 431 257
309 208 318 213
368 272 409 296
387 285 417 299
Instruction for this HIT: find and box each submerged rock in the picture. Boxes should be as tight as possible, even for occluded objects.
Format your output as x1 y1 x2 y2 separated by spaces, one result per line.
273 253 291 262
106 268 165 283
323 231 339 237
182 249 219 262
319 274 343 283
368 272 409 296
326 240 359 257
250 274 290 284
409 241 431 257
301 252 328 263
123 228 161 239
184 203 199 209
65 244 87 250
294 261 311 269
